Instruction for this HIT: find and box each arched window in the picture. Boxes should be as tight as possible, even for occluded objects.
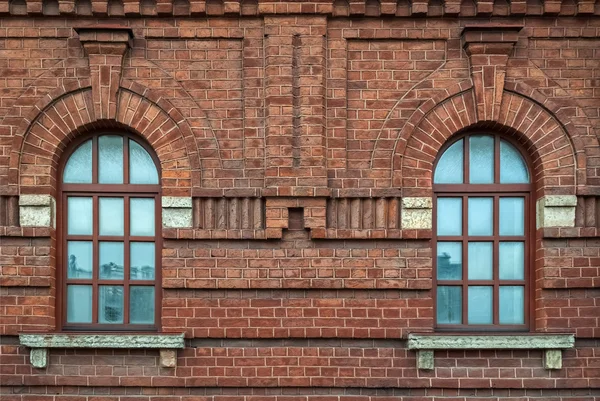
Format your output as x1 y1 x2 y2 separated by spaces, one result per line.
60 133 160 330
433 133 531 330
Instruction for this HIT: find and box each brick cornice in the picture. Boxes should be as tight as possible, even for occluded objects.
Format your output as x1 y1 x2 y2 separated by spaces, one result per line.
462 24 523 122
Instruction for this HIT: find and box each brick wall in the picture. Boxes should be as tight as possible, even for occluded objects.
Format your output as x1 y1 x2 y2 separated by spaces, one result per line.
1 1 600 400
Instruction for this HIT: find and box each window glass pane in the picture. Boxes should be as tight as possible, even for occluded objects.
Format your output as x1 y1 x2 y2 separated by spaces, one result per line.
63 140 92 183
468 286 493 324
131 242 155 280
67 285 92 323
468 242 493 280
434 139 463 184
129 140 159 184
99 285 123 324
499 242 525 280
437 242 462 280
468 197 493 236
99 242 124 280
130 198 155 236
499 286 524 324
500 140 529 183
68 197 92 235
437 286 462 324
469 135 494 184
67 241 93 279
130 286 155 324
99 135 123 184
99 197 124 236
437 198 462 236
499 197 524 236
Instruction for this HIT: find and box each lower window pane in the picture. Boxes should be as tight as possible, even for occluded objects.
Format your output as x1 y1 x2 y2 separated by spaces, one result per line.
99 286 124 324
130 286 155 324
468 286 493 324
437 286 462 324
499 286 525 324
67 285 92 323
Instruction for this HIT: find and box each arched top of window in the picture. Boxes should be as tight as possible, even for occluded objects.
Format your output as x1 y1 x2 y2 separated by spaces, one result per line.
434 134 530 185
63 134 159 185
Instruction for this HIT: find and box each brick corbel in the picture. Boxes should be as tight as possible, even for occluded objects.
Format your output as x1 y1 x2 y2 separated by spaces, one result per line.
74 25 133 121
462 25 522 122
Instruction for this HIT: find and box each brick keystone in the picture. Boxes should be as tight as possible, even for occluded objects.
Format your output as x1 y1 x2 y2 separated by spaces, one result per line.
461 25 523 123
74 25 134 121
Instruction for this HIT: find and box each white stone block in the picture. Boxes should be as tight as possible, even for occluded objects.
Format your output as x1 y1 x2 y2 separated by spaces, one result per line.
19 194 55 228
536 195 577 229
30 348 48 369
401 197 432 229
162 196 193 228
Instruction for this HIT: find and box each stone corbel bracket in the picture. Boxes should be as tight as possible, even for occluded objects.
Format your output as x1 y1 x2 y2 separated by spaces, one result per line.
408 333 575 371
19 333 185 368
74 25 133 120
462 24 522 122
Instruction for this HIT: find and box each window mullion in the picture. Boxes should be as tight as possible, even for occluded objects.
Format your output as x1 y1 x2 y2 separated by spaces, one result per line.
493 195 500 326
92 194 99 324
124 195 131 325
462 194 468 325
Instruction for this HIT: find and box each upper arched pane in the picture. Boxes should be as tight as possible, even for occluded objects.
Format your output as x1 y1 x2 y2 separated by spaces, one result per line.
434 134 530 185
62 135 159 185
434 139 464 184
63 140 92 183
129 139 159 184
500 140 529 183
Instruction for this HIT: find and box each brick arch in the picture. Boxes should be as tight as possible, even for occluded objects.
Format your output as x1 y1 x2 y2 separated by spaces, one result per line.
397 88 581 197
8 84 205 197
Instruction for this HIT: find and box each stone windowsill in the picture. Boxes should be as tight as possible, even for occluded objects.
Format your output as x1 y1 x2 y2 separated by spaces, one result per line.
19 333 185 369
407 333 575 370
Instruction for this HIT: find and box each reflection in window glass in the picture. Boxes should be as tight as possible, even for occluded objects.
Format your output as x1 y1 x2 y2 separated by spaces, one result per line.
99 285 124 324
67 285 92 323
130 286 155 324
468 197 493 236
500 140 529 183
437 286 462 324
130 140 159 184
99 242 124 280
131 242 155 280
468 286 493 324
469 135 494 184
99 135 123 184
437 198 462 236
434 139 463 184
64 140 92 183
437 242 462 280
67 241 93 279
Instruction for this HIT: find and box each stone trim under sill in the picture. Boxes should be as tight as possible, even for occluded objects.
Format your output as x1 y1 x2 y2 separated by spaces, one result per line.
407 333 575 371
408 333 575 370
19 333 185 369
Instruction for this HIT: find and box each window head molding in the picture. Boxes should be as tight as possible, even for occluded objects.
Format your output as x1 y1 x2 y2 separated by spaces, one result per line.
433 133 533 331
58 132 161 331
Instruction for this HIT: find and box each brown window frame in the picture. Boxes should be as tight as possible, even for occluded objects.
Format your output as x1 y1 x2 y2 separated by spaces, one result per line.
433 132 534 331
57 132 162 331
